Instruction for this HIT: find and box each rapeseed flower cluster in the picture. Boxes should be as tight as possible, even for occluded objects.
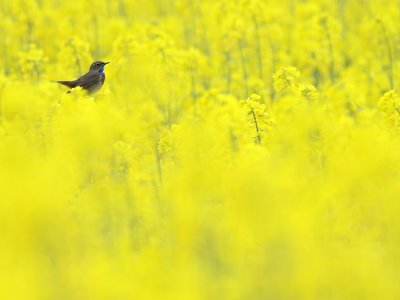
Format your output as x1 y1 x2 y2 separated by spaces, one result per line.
1 0 400 299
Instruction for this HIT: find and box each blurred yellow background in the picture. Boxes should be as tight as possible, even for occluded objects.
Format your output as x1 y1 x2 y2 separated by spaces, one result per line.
1 0 400 299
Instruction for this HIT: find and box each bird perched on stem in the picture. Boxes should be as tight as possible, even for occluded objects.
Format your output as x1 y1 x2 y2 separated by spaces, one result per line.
54 61 110 94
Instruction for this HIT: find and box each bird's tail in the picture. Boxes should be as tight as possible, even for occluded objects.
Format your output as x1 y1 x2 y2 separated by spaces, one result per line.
53 80 78 88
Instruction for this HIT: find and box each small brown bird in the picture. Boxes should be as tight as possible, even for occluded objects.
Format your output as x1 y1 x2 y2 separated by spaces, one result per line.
55 61 110 94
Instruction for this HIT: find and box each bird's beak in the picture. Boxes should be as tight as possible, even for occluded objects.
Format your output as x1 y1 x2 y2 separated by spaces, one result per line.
104 62 110 65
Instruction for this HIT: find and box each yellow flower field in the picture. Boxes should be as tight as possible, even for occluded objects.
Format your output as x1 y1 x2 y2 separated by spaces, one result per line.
1 0 400 299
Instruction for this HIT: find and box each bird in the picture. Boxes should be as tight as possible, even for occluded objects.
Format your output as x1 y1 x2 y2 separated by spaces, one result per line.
54 61 110 94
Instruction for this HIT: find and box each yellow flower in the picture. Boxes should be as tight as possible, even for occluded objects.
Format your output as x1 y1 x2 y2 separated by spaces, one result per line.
273 66 300 93
240 94 273 144
18 43 48 80
298 84 318 101
378 90 400 129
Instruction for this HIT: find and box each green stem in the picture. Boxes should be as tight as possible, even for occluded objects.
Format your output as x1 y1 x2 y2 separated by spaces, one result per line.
0 84 4 123
266 35 276 100
253 14 263 80
69 40 82 75
337 0 346 37
225 51 232 94
250 107 261 144
238 39 249 97
377 19 394 89
155 145 163 184
322 18 336 84
190 68 197 102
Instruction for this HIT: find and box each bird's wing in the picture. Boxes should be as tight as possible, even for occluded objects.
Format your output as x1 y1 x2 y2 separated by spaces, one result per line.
77 71 102 90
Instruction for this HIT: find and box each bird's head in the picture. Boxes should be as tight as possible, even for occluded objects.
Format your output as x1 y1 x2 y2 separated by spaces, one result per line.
89 61 110 73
